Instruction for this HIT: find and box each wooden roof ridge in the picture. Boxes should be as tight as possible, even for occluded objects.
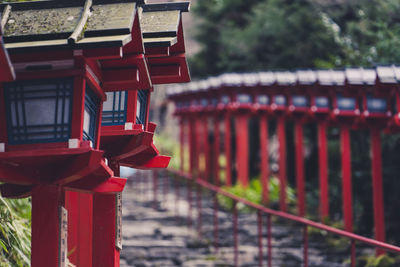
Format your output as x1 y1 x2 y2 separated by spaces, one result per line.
142 2 190 13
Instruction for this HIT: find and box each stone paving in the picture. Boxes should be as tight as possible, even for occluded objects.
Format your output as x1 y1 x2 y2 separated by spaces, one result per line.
120 170 372 267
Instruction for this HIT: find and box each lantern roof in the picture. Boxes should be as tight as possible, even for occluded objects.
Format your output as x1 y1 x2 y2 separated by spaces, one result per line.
345 67 376 85
316 70 345 86
1 0 143 52
376 65 400 84
242 73 260 86
140 2 190 48
296 70 317 85
275 71 296 85
258 72 276 86
207 76 222 89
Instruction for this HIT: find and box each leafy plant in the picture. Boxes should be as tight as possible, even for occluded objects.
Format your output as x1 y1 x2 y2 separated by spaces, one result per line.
0 196 31 267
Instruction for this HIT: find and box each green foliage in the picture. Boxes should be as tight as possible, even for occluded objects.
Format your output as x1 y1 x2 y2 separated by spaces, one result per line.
191 0 400 77
0 196 31 267
356 254 399 267
153 133 180 170
217 177 295 212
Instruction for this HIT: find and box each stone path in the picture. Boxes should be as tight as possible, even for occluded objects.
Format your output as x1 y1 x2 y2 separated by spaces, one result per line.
120 170 372 267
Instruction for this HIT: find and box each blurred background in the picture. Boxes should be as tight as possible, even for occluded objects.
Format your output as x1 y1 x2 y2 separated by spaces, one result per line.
150 0 400 246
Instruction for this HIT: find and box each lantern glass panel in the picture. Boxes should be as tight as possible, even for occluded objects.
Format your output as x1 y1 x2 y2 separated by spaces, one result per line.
201 98 208 107
237 94 252 104
257 95 269 105
315 96 329 108
102 91 127 125
274 95 286 106
83 86 100 144
136 90 149 125
337 94 356 111
221 95 230 104
367 95 387 113
292 95 308 107
4 78 73 144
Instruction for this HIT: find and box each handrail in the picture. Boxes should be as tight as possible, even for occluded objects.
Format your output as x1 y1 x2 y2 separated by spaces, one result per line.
168 168 400 255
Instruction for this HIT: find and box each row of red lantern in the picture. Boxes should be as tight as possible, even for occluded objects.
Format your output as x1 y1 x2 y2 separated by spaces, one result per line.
0 1 190 267
168 69 393 256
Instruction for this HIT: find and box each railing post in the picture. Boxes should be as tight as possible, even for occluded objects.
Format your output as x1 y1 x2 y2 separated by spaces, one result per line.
233 201 239 267
350 239 356 267
295 122 306 216
303 225 308 267
213 193 219 252
317 122 329 221
370 128 386 255
260 114 270 205
277 116 287 212
225 114 232 186
197 184 203 238
204 117 211 181
180 117 185 173
340 126 353 232
267 214 272 267
153 170 158 209
187 180 193 228
189 118 197 176
235 114 249 187
257 211 263 267
214 116 221 186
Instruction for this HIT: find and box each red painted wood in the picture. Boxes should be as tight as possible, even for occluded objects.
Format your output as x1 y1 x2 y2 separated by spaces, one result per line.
224 115 232 186
71 76 85 140
103 68 139 85
235 115 249 187
0 38 15 82
65 191 78 265
83 47 122 60
196 118 203 177
0 85 7 143
180 117 185 172
370 128 386 255
77 193 93 267
204 118 211 181
16 69 84 81
340 126 353 232
213 117 220 185
189 118 197 175
317 123 329 220
295 122 305 217
277 117 287 212
93 194 119 267
259 115 269 205
31 185 63 267
147 54 190 84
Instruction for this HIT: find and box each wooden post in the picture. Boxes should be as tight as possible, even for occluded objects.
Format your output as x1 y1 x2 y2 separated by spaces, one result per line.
213 116 220 185
295 122 305 216
277 117 287 212
259 115 270 205
180 117 185 173
340 126 353 232
31 185 65 267
92 162 121 267
65 191 93 267
370 128 385 255
189 117 197 176
235 114 249 187
204 117 211 181
225 114 232 186
317 123 329 220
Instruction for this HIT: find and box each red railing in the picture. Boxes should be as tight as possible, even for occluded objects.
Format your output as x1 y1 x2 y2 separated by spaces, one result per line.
146 169 400 267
